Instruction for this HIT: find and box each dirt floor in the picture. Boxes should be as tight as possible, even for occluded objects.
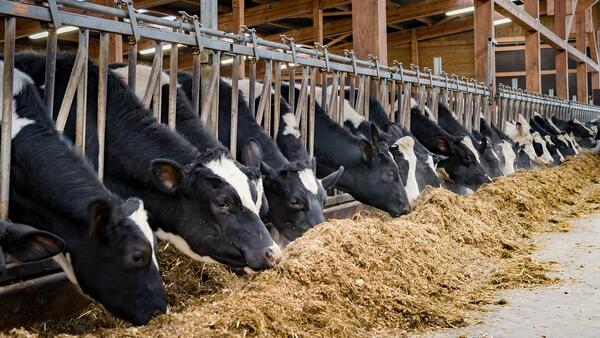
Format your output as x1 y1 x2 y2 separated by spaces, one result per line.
424 213 600 338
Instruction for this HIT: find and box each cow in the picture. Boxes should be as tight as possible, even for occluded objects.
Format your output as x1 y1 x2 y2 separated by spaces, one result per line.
5 61 167 324
281 84 411 217
489 122 533 170
408 105 492 194
504 115 554 168
479 118 518 175
551 116 597 149
0 221 65 275
436 104 503 178
14 52 281 273
531 113 577 157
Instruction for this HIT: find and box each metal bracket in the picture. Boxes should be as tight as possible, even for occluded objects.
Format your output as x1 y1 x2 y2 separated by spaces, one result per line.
46 0 62 29
411 64 422 87
424 67 433 88
281 35 297 66
179 11 204 54
344 49 357 75
115 0 140 42
392 60 404 82
442 71 449 91
315 42 330 72
368 54 380 78
242 25 259 60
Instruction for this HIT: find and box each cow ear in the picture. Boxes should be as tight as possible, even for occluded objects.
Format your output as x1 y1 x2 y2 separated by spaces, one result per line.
151 159 184 193
515 122 524 136
359 139 374 164
320 166 344 190
434 136 451 155
2 223 65 262
241 139 263 169
89 199 113 239
370 123 381 145
388 124 403 140
260 161 278 182
480 137 488 153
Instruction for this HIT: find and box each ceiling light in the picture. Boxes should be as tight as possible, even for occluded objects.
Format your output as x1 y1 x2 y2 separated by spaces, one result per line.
29 26 79 40
139 43 184 55
445 6 474 16
494 18 512 26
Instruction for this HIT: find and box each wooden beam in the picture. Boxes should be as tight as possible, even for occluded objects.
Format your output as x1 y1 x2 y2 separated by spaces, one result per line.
386 15 474 46
323 11 353 16
263 0 472 43
525 0 541 92
351 0 387 64
576 10 588 102
555 0 569 98
233 0 245 77
411 29 419 64
416 17 435 28
497 69 578 77
326 33 350 48
313 0 324 44
576 0 599 12
474 0 494 83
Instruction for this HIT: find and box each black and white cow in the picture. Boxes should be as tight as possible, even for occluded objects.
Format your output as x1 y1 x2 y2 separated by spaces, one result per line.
531 113 577 157
4 61 167 324
14 52 281 273
281 84 411 217
0 221 65 275
504 115 554 167
488 122 533 170
436 104 503 178
551 116 596 149
408 105 492 194
478 118 518 175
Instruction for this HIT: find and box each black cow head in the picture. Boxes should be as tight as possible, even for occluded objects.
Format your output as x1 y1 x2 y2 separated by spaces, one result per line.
478 137 504 178
241 139 342 241
335 123 410 217
0 221 64 275
434 135 492 190
571 119 595 138
59 198 167 325
513 142 533 169
149 151 280 272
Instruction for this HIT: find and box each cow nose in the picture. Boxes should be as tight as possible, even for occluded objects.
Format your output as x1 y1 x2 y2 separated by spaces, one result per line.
264 244 282 267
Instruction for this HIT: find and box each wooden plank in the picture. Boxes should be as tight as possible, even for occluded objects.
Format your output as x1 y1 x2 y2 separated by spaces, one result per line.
474 0 494 83
576 10 588 102
555 0 569 98
232 0 245 77
313 0 324 44
525 0 541 92
576 0 599 12
411 28 418 64
351 0 387 64
496 69 578 77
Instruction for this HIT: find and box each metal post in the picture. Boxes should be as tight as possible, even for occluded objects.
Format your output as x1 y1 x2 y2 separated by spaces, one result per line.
44 29 58 116
127 42 137 92
0 17 15 220
75 29 89 154
97 31 109 181
168 40 179 130
230 55 240 159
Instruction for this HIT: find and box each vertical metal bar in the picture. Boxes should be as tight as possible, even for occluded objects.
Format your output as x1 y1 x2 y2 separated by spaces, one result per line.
44 29 58 116
256 60 272 126
364 76 370 120
321 70 327 114
301 66 308 145
249 60 256 115
264 61 272 137
152 42 163 122
75 29 89 154
230 55 240 160
97 32 109 181
289 65 296 110
0 17 15 220
390 80 396 121
338 72 346 125
168 41 178 130
211 51 220 138
309 67 316 158
349 75 356 108
191 53 202 115
273 61 282 141
402 83 412 129
127 43 137 92
328 72 339 118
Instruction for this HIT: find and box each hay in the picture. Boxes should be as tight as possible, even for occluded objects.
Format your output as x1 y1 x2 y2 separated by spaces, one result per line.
5 153 600 338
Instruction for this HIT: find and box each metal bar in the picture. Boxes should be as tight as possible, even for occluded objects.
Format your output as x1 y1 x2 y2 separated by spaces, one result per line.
0 17 15 220
55 44 86 132
309 67 316 158
328 72 339 118
255 60 273 126
273 61 281 141
152 42 163 122
168 41 178 130
289 65 296 110
301 66 309 146
191 53 201 115
97 31 109 181
200 59 219 126
295 69 308 122
141 44 162 108
364 76 370 120
211 51 220 137
249 60 256 115
230 55 240 160
75 29 89 154
338 72 346 125
44 29 58 116
355 75 364 115
127 43 137 92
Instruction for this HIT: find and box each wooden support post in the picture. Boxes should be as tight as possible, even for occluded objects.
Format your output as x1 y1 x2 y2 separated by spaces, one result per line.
313 0 323 44
233 0 245 77
525 0 541 93
474 0 494 83
351 0 387 64
108 34 123 63
555 0 569 98
411 29 418 65
576 10 588 102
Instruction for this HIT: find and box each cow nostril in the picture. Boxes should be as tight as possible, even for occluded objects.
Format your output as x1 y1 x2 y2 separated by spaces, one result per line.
264 244 282 267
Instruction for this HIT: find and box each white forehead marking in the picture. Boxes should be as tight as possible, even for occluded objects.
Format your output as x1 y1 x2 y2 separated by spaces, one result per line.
499 140 516 176
532 132 553 164
461 137 480 163
0 63 36 139
253 177 264 212
110 64 173 101
53 253 79 285
204 154 259 214
556 149 565 163
298 168 319 195
546 118 562 133
544 135 555 145
129 200 158 270
155 229 220 264
573 119 594 135
394 136 419 204
282 113 301 138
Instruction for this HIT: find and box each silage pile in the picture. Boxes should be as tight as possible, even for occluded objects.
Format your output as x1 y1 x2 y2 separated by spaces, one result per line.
10 153 600 337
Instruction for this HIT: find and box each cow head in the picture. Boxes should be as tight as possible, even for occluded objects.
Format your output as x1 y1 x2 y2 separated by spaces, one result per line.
0 221 64 275
334 123 410 217
477 136 504 178
433 135 492 190
149 152 281 273
52 198 167 325
240 139 342 241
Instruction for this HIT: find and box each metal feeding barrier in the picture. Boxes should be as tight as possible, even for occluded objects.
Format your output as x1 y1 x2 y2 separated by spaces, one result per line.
1 0 600 327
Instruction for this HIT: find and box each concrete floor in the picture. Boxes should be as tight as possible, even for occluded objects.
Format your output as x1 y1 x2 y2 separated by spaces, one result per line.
425 213 600 338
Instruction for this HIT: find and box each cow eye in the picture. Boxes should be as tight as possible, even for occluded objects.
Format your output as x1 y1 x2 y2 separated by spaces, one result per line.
289 197 303 210
129 249 149 269
382 169 396 183
215 198 230 210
